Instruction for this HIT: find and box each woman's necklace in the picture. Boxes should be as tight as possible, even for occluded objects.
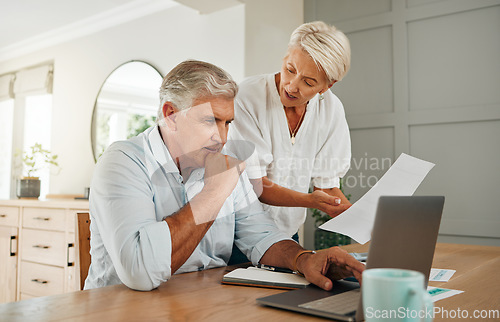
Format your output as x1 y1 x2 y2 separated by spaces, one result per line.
284 106 306 145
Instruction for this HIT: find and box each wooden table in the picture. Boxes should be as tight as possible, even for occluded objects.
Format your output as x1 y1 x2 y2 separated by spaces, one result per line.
344 243 500 321
1 243 499 321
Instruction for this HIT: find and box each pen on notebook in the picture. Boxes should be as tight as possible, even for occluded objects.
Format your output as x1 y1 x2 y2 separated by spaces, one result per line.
257 264 296 274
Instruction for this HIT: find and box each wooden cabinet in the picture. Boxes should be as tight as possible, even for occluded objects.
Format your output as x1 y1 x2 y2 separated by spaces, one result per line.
0 206 19 226
0 206 19 304
20 262 66 297
0 226 18 303
21 229 67 266
0 199 88 303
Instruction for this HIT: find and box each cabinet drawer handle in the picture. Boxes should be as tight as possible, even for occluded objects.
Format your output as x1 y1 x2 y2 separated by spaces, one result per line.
31 279 48 284
10 236 17 256
33 217 51 221
32 245 51 249
0 214 6 218
67 243 74 267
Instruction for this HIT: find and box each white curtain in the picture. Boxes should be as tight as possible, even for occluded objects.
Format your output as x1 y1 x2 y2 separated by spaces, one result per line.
12 64 53 96
0 73 15 101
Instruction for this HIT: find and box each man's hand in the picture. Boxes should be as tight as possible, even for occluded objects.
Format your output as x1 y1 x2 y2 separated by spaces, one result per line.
296 247 365 291
310 190 351 218
188 153 245 225
167 153 246 271
203 153 245 198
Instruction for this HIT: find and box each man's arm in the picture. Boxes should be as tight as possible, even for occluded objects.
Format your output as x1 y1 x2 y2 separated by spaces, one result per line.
234 173 362 289
166 153 244 274
165 189 224 274
253 176 350 218
259 240 364 290
90 148 244 290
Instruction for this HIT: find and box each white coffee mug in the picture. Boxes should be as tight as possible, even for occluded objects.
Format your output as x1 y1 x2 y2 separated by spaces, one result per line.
362 268 433 322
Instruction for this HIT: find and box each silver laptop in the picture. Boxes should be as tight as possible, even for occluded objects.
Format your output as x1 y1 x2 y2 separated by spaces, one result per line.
257 196 445 321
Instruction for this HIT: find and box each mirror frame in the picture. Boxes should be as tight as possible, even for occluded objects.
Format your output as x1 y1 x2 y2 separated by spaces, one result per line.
90 60 163 162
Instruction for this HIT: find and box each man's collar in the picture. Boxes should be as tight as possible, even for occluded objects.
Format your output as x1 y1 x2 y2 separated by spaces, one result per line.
148 125 179 174
147 124 206 183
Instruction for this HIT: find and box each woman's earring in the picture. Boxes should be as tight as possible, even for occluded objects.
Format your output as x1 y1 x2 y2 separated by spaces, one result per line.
319 93 324 101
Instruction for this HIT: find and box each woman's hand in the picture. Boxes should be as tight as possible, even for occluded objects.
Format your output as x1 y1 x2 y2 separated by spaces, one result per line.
310 190 351 218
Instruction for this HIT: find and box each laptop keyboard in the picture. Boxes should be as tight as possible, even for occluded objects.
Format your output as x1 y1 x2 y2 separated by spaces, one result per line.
298 289 360 315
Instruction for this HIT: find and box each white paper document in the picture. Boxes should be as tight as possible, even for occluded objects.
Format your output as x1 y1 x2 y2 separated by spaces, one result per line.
427 286 464 302
319 153 435 244
429 268 456 282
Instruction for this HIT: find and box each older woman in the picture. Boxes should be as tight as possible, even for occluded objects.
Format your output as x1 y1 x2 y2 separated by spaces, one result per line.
228 21 352 244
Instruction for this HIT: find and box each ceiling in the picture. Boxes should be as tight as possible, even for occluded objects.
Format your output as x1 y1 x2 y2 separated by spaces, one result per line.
0 0 139 49
0 0 243 61
0 0 179 61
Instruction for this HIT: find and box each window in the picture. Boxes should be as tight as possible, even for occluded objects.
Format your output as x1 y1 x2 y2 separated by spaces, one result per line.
0 63 53 199
0 99 14 199
23 94 53 197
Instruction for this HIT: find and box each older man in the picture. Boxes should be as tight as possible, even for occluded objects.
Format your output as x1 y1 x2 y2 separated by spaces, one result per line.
84 60 364 291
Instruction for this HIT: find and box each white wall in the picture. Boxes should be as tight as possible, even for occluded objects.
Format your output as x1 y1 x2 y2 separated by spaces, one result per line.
243 0 304 76
0 4 246 195
0 1 306 197
303 0 500 247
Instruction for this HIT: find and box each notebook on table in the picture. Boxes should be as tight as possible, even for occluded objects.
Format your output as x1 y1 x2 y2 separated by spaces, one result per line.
222 266 310 289
256 196 445 321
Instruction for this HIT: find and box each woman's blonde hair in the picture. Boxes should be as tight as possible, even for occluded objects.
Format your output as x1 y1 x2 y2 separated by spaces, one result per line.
288 21 351 83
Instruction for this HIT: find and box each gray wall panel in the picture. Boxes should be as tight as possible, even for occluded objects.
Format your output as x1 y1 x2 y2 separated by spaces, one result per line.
344 127 395 202
311 0 391 23
334 26 394 115
408 6 500 111
410 120 500 238
407 0 446 8
304 0 500 247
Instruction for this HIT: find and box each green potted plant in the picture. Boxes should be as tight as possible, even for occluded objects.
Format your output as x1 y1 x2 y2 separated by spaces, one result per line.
311 178 352 250
15 143 60 199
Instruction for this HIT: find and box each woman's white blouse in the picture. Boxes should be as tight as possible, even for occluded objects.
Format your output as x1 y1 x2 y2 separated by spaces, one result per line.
228 73 351 237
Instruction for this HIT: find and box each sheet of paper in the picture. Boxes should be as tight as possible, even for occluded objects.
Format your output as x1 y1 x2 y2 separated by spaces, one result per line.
429 268 456 282
319 153 435 244
427 286 464 302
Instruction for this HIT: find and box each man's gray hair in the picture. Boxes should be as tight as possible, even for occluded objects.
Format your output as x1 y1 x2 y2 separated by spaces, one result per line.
157 60 238 122
288 21 351 83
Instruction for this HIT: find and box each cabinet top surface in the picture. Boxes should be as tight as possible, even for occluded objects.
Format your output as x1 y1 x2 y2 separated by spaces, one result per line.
0 199 89 209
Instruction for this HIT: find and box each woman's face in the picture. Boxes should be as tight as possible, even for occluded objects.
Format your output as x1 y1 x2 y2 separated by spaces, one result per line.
278 46 333 108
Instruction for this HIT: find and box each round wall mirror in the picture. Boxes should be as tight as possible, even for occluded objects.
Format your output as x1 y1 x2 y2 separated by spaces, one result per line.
91 61 163 161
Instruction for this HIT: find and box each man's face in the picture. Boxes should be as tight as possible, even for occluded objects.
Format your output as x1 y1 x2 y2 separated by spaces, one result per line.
174 97 234 169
